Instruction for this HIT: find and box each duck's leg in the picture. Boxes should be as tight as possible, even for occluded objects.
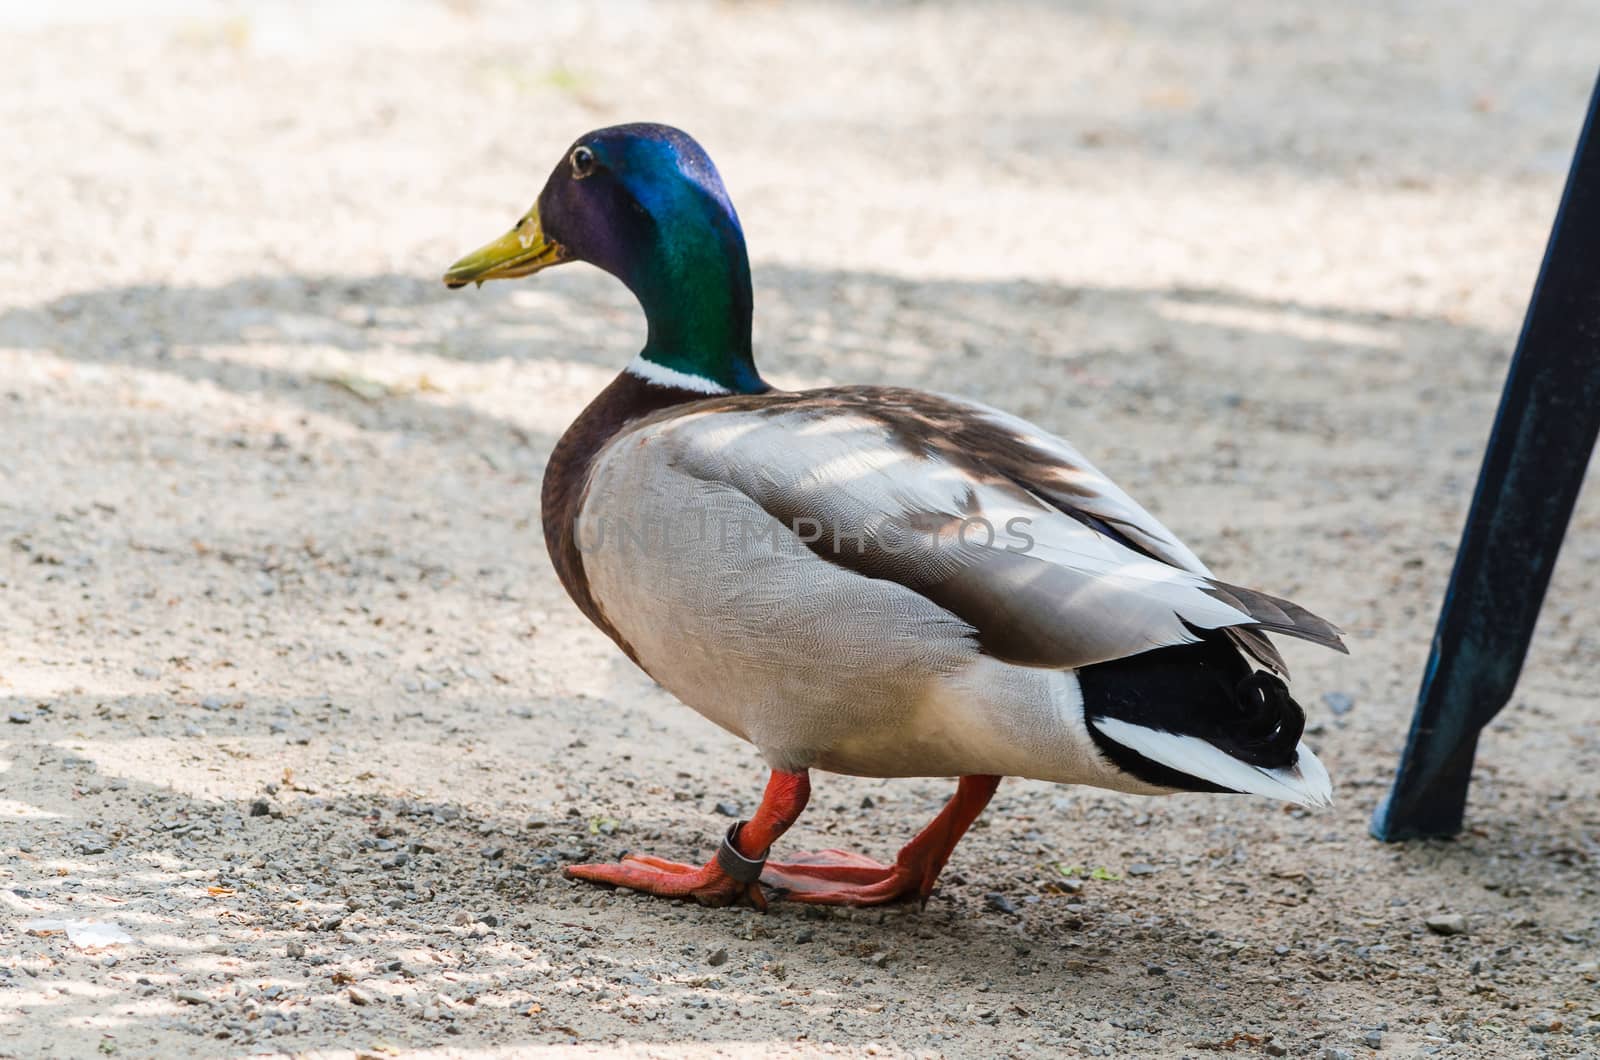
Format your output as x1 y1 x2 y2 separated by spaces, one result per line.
761 775 1001 906
563 769 810 909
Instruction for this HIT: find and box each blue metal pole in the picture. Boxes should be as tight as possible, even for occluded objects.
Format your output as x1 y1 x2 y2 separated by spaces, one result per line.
1371 71 1600 841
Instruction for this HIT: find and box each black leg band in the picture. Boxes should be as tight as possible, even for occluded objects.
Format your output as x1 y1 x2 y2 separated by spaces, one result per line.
716 821 768 884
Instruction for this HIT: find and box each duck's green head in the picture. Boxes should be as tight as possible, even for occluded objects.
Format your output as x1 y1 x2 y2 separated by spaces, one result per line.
444 123 762 394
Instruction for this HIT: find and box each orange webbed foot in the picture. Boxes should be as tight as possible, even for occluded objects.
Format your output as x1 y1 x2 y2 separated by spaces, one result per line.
564 854 764 908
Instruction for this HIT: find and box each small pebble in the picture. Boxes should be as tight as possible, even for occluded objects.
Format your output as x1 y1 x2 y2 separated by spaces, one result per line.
985 893 1019 915
72 834 109 855
1126 862 1158 876
707 947 728 967
286 941 306 958
713 801 741 818
1425 913 1468 936
1322 691 1355 716
348 986 373 1006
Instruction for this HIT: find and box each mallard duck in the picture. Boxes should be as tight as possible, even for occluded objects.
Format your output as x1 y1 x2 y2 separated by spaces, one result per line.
443 123 1345 909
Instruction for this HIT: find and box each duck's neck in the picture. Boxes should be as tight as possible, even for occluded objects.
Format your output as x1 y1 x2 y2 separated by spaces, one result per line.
623 193 765 395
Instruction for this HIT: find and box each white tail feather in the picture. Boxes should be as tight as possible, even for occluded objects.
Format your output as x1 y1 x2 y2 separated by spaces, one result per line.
1092 717 1333 809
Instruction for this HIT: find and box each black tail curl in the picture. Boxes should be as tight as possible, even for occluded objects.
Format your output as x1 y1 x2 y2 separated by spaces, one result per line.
1219 670 1305 767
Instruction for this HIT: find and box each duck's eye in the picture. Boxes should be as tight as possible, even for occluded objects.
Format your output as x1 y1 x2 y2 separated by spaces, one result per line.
570 145 596 179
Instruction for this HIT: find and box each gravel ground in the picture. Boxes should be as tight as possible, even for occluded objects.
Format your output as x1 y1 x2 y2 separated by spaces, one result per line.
4 2 1600 1058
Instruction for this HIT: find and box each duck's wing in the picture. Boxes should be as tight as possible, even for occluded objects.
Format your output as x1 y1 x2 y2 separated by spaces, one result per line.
922 394 1307 675
631 386 1344 673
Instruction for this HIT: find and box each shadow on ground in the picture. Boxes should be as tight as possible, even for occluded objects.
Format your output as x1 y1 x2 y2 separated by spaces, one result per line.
0 261 1508 445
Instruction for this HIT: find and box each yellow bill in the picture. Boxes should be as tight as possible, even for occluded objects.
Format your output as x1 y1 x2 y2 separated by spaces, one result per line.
443 205 569 288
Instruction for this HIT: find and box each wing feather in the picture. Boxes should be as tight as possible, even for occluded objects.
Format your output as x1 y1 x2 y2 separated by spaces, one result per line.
937 394 1341 673
641 389 1344 672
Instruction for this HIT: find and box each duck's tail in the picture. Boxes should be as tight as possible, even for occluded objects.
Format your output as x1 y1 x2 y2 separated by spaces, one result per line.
1080 634 1334 808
